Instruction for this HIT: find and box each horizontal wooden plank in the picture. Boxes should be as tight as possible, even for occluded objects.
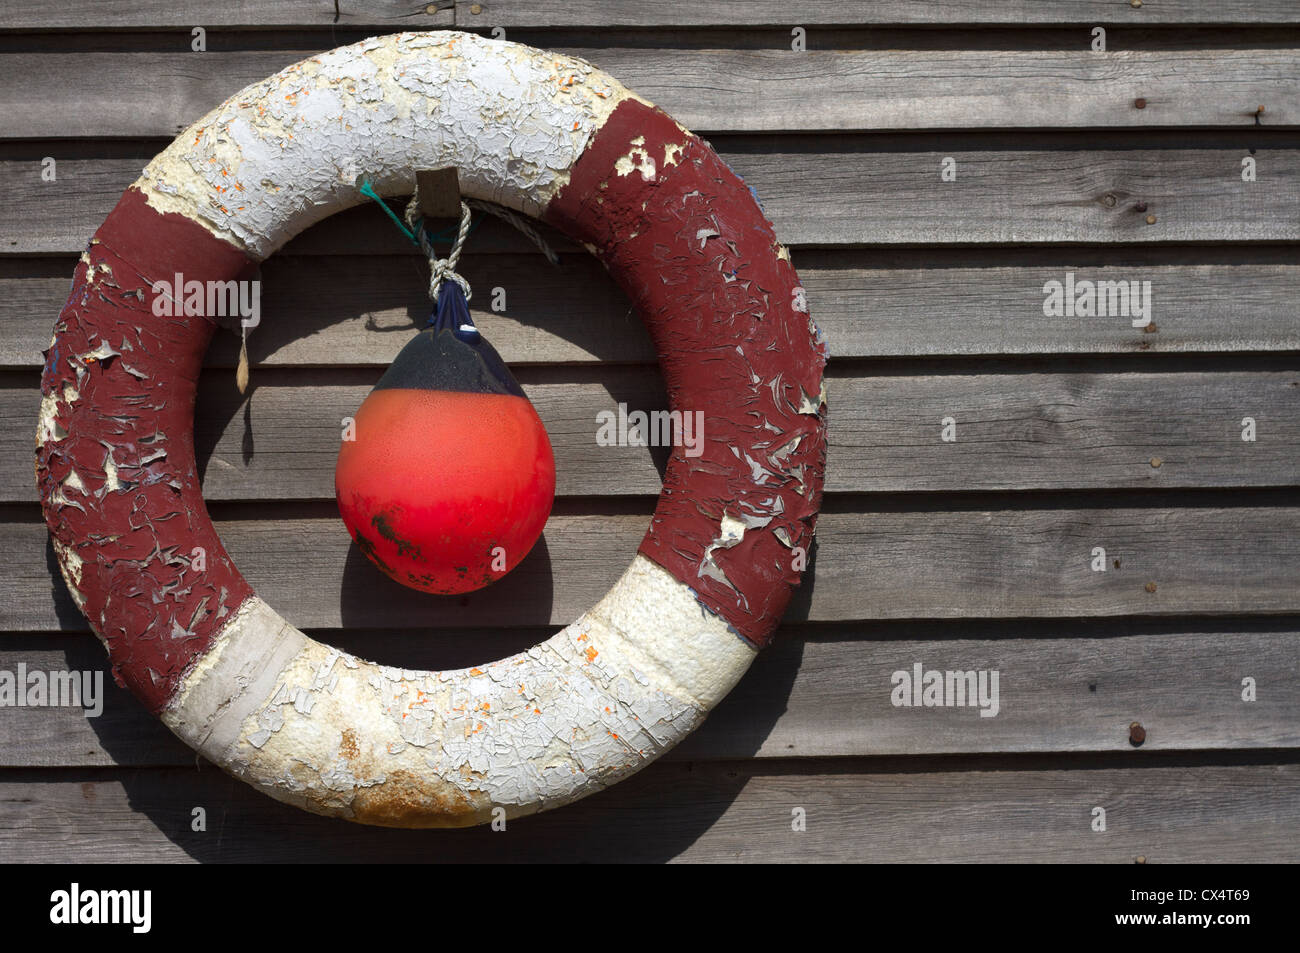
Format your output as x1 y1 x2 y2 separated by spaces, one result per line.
5 1 1300 29
6 142 1298 255
5 368 1296 501
469 1 1300 28
0 756 1294 861
6 503 1299 632
8 255 1300 366
0 1 454 30
3 621 1295 768
1 49 1295 138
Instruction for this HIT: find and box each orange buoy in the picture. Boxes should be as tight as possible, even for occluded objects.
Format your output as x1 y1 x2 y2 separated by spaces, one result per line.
335 284 555 594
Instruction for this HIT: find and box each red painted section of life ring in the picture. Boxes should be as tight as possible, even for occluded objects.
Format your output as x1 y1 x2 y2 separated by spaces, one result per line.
38 188 258 712
546 99 828 647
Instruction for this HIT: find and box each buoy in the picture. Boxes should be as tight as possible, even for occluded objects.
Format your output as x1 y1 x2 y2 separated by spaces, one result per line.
336 280 555 594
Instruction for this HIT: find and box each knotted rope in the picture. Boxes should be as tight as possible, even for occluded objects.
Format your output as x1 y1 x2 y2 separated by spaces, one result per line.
236 178 562 393
405 195 474 302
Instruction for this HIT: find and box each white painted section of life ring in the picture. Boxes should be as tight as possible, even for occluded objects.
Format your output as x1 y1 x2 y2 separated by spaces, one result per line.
135 31 654 260
163 556 753 825
137 31 757 824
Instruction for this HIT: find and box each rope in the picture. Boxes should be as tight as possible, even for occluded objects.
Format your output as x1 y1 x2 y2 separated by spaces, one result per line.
356 177 562 306
405 195 474 302
465 199 560 266
384 179 561 301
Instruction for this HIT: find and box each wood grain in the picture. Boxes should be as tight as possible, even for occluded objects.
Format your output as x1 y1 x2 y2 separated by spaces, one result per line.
0 1 454 30
5 503 1299 632
2 620 1294 768
7 254 1300 367
4 368 1296 500
1 50 1295 137
5 1 1299 29
0 756 1294 862
5 142 1298 256
461 1 1300 28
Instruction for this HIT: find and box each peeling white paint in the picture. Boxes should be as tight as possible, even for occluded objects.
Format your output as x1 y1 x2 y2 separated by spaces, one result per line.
78 341 118 365
134 32 650 260
101 447 122 493
697 514 753 608
615 136 656 182
62 470 86 494
798 379 828 414
36 392 67 446
163 556 752 827
51 538 85 611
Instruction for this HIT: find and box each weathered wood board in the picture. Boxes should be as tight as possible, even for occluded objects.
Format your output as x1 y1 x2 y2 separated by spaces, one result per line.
2 49 1297 136
7 254 1300 366
0 757 1294 863
1 621 1294 768
4 368 1296 499
6 142 1300 253
5 504 1298 632
7 1 1300 29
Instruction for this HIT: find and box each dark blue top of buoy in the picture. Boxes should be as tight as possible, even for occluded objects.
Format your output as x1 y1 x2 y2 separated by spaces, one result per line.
373 280 526 398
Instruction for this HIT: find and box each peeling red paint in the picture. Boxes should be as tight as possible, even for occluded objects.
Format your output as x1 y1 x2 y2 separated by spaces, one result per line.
546 99 829 648
36 187 258 712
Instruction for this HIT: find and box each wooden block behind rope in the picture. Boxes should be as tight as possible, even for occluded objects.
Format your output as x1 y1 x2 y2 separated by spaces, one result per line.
417 168 461 219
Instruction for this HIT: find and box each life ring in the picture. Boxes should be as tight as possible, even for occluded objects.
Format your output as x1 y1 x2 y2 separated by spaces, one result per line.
35 32 827 827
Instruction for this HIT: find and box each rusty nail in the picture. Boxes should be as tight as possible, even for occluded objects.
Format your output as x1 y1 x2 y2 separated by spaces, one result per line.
1256 105 1266 115
1134 201 1148 212
1149 457 1162 468
1129 721 1146 746
1145 581 1158 593
1143 322 1158 333
1135 97 1147 109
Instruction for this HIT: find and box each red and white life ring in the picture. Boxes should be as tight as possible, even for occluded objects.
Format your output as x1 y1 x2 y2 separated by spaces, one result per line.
36 32 827 827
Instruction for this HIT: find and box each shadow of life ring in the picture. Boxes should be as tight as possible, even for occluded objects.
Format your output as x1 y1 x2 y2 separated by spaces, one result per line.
35 32 828 827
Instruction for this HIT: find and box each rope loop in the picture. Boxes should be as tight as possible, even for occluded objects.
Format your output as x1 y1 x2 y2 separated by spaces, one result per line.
355 176 564 305
407 197 474 303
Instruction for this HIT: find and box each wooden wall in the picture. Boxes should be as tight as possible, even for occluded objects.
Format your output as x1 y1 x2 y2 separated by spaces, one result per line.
1 1 1298 862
